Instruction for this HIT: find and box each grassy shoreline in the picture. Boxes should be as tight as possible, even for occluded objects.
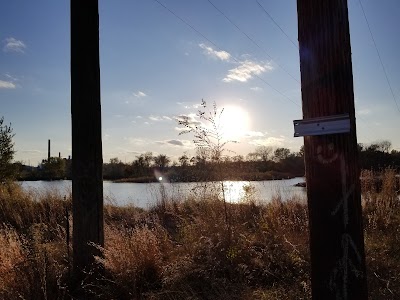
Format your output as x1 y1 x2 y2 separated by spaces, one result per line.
0 169 399 299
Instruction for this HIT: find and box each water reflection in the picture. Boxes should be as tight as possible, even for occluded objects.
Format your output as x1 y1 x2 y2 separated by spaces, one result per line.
222 179 306 204
20 178 307 208
222 181 251 203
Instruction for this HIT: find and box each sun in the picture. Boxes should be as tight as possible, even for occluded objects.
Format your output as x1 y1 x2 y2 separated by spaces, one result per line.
218 106 250 140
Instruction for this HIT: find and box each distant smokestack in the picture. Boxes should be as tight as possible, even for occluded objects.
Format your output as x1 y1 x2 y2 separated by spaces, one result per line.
48 139 51 162
59 152 61 159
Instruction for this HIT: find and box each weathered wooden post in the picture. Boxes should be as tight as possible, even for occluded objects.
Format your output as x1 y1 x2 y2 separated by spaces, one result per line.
296 0 368 298
71 0 104 280
48 139 51 162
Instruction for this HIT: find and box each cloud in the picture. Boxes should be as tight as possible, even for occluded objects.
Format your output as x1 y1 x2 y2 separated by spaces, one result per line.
223 60 273 83
167 140 184 146
103 134 111 141
174 126 188 132
125 137 147 145
149 115 162 121
250 86 263 92
20 150 42 154
116 149 142 156
5 73 18 81
148 115 173 122
244 131 265 138
3 37 26 53
155 139 193 147
133 91 147 98
174 113 201 131
0 80 16 89
199 43 231 61
357 109 371 116
177 101 202 109
249 136 285 147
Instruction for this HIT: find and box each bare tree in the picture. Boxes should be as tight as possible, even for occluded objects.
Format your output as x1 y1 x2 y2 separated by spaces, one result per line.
178 154 189 167
153 154 171 171
273 148 290 162
378 140 392 153
254 146 273 162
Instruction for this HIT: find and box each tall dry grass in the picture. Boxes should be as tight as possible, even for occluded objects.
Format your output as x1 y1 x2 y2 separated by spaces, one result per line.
361 168 400 230
98 191 311 299
0 183 70 299
0 171 398 299
361 169 400 299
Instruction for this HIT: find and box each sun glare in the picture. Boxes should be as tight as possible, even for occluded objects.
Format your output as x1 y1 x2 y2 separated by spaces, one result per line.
219 106 250 140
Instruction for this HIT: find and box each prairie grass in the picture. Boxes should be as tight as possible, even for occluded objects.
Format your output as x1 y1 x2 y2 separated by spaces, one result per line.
0 169 398 299
361 169 400 299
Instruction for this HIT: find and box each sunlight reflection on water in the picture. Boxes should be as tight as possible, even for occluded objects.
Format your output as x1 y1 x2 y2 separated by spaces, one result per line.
20 178 307 208
222 181 250 203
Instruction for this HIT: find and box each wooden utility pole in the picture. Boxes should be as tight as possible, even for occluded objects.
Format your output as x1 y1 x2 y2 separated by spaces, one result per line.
297 0 368 299
48 139 51 162
71 0 104 279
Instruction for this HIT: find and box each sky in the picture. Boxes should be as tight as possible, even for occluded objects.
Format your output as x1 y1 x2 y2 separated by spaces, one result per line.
1 0 399 166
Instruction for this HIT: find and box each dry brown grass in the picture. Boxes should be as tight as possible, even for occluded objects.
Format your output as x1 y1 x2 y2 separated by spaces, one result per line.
0 182 70 233
0 182 69 299
92 223 170 298
362 168 400 230
0 224 68 299
0 171 398 299
0 226 26 297
361 169 400 299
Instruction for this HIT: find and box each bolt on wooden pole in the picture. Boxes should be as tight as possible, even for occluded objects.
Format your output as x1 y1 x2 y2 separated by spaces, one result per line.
296 0 368 299
71 0 104 279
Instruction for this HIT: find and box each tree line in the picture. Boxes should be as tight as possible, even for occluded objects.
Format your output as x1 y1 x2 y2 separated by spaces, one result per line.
12 146 304 182
102 146 305 182
14 141 400 182
1 116 400 183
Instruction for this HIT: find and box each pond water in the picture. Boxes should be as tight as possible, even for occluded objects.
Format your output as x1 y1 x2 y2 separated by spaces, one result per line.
20 178 307 209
